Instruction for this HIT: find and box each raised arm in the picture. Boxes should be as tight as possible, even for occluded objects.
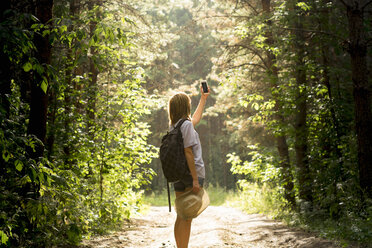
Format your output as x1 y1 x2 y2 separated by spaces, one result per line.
192 86 210 126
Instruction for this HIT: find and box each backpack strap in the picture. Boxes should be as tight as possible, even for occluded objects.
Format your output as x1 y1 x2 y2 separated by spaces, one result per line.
175 118 188 130
167 181 171 212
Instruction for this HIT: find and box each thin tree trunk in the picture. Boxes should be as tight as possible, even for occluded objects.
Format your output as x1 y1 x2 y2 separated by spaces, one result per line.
84 0 99 178
0 1 11 119
87 0 101 194
293 1 312 203
262 0 296 207
87 0 98 129
62 0 80 166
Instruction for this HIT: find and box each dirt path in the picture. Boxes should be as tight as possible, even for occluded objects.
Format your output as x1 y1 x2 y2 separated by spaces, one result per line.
81 206 343 248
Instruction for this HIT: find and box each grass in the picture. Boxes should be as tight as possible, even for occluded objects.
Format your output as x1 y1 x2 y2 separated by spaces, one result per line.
231 182 287 216
294 212 372 248
234 182 372 247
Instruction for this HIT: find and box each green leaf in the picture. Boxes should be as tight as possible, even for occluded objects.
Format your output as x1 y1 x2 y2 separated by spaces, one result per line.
296 2 311 11
38 172 45 184
41 80 48 93
2 150 11 162
31 23 39 29
60 25 67 33
15 160 23 171
252 102 260 111
30 168 37 182
23 62 32 72
33 64 44 74
42 29 50 37
0 231 8 245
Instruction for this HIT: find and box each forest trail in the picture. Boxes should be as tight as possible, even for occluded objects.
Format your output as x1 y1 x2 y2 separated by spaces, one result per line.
81 206 343 248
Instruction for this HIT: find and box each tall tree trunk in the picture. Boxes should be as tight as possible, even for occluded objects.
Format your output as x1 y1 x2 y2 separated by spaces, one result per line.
262 0 296 207
0 0 11 177
320 32 342 155
46 91 57 158
293 1 312 203
87 1 98 130
344 1 372 198
23 0 53 238
27 0 53 158
318 0 345 185
62 0 80 166
0 0 11 119
87 0 100 192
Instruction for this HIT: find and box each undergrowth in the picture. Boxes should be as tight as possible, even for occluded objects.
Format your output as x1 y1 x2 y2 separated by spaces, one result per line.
143 185 238 207
235 182 372 248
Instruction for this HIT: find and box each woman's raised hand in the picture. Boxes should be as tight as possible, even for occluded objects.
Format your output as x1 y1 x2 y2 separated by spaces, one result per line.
200 85 210 99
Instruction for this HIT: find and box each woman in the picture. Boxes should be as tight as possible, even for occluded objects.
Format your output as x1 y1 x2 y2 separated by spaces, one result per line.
168 85 209 248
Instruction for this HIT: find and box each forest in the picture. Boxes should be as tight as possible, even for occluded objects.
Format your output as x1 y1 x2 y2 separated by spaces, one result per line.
1 0 372 247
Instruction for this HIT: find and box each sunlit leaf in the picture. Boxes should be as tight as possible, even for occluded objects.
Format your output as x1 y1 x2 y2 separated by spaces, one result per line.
41 80 48 93
0 231 8 245
23 62 32 72
15 160 23 171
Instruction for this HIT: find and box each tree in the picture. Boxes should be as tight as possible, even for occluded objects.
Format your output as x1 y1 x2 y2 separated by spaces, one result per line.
262 0 296 207
27 0 53 158
291 0 312 204
339 0 372 198
0 0 11 119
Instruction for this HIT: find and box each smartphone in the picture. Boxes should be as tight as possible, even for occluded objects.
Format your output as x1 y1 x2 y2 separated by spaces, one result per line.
201 81 208 93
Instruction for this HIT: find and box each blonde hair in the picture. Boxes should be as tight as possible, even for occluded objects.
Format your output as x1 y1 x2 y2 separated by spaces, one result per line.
168 92 191 125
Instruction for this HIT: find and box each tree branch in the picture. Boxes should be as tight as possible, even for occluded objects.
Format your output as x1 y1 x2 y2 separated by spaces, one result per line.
279 27 345 41
367 38 372 46
242 1 260 15
230 62 267 70
194 15 252 23
338 0 351 7
226 44 268 68
204 15 252 19
362 0 372 9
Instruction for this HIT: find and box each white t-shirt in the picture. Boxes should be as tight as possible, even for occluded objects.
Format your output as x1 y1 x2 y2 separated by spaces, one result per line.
170 119 205 178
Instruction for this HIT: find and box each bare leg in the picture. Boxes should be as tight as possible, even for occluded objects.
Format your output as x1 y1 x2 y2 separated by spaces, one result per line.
174 189 193 248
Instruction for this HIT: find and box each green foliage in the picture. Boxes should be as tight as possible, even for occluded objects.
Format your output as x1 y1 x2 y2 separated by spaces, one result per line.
228 146 280 184
0 1 158 247
285 198 372 246
234 181 287 217
227 145 289 216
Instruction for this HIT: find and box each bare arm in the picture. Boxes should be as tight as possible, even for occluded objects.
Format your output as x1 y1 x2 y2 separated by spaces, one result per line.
192 86 210 126
184 147 200 193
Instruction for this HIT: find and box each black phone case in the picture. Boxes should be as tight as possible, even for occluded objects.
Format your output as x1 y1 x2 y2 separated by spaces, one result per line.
201 82 208 93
